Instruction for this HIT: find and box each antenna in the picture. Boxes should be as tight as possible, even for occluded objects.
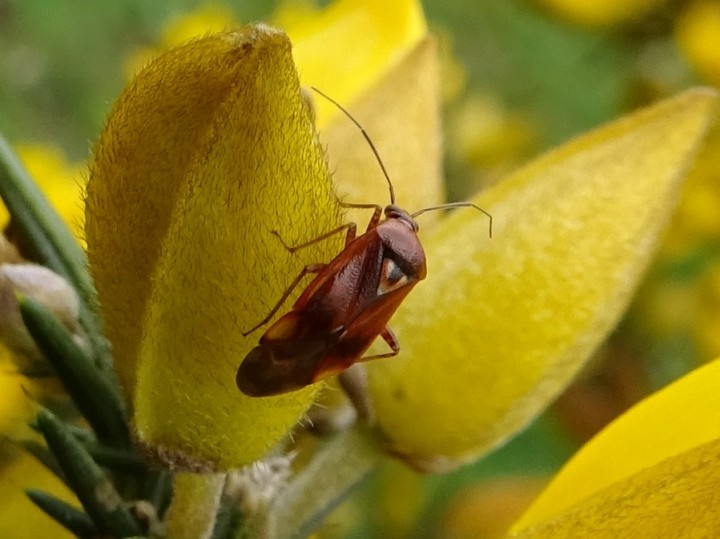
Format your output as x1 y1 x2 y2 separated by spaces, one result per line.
311 87 396 205
412 202 493 238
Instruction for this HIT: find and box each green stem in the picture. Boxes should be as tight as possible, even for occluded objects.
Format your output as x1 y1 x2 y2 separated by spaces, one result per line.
269 425 384 539
166 473 227 539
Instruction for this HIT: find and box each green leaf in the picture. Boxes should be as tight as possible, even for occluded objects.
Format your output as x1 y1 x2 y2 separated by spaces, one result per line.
86 445 147 473
26 489 98 538
34 408 142 537
0 131 110 369
19 295 130 448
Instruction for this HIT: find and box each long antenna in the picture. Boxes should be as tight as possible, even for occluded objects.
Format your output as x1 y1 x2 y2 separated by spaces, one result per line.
311 86 396 205
412 202 493 238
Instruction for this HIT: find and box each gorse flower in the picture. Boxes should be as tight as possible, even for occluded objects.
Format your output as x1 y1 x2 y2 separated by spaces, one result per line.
2 0 719 537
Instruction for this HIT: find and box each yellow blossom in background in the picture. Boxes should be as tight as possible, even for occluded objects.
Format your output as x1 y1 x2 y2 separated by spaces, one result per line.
0 450 75 539
675 0 720 87
1 145 84 246
630 119 720 363
124 4 237 78
0 358 38 438
446 93 538 188
434 29 468 104
271 0 321 31
0 353 75 539
285 0 427 129
536 0 668 27
440 478 547 539
695 264 720 360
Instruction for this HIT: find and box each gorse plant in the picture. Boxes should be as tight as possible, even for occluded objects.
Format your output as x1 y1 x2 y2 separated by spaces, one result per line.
1 1 719 538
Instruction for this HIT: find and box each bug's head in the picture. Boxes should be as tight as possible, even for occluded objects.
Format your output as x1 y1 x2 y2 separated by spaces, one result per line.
385 204 419 232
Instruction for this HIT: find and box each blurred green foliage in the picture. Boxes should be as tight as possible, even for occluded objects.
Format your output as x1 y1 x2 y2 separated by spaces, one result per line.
0 0 278 159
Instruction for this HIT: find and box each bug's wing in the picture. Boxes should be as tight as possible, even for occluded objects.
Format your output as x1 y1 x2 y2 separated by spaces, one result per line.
236 336 327 397
292 232 385 327
311 281 421 382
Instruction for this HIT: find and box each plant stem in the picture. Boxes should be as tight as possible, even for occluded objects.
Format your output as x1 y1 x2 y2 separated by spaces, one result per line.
166 473 226 539
270 425 384 539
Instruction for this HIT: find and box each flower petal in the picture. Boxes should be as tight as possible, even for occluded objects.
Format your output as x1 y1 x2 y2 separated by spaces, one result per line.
86 26 341 469
320 37 444 223
369 87 719 468
284 0 427 128
511 357 720 536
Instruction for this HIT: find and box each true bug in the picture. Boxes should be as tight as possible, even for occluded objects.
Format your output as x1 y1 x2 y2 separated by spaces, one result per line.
236 88 492 397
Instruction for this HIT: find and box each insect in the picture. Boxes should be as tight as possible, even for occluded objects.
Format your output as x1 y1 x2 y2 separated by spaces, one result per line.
236 88 492 397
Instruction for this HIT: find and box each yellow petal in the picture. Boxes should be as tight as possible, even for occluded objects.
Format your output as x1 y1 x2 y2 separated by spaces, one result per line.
320 37 444 225
284 0 427 127
511 357 720 536
369 88 719 468
86 26 341 469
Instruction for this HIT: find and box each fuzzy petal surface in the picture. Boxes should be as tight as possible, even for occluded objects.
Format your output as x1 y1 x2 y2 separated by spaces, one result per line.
511 357 720 537
86 26 341 469
369 88 719 467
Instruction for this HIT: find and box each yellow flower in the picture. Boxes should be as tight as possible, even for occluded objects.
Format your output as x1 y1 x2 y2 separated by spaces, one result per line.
86 0 430 471
85 0 717 478
369 87 718 470
88 26 339 470
510 355 720 537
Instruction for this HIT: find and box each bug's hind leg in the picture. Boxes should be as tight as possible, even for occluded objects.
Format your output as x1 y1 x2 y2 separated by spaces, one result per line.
359 326 400 361
242 263 326 336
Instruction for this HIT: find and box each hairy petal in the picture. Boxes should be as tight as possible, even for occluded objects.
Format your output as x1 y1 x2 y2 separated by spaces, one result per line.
86 26 340 469
511 357 720 537
369 88 719 469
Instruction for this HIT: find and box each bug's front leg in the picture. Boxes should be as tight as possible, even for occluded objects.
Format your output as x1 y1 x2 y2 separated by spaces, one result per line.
242 263 326 336
272 221 357 252
339 201 383 232
360 326 400 361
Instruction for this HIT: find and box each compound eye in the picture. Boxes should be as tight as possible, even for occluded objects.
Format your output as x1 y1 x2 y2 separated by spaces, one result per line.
377 257 409 295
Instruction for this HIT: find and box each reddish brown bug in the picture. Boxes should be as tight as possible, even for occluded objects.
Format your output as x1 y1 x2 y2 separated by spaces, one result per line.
236 88 492 397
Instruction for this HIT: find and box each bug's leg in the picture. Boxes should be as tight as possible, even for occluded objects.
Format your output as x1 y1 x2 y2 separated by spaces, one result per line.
272 221 357 253
338 365 373 422
242 263 326 336
339 202 383 232
359 326 400 361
